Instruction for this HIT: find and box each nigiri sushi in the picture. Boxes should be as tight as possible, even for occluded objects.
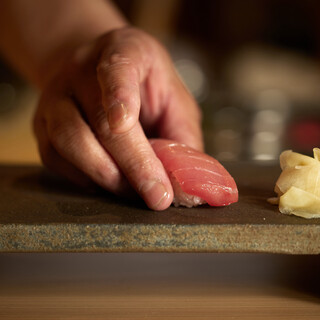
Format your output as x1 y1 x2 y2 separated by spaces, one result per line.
150 139 238 207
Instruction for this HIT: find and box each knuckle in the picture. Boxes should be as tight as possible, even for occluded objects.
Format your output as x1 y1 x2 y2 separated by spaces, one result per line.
107 85 132 103
97 54 138 80
108 52 132 67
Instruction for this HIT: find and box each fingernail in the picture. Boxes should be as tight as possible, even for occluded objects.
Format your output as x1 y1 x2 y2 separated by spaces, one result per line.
140 180 169 210
107 103 127 129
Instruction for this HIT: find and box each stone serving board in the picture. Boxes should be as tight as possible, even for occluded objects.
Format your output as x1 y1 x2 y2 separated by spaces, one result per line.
1 163 319 254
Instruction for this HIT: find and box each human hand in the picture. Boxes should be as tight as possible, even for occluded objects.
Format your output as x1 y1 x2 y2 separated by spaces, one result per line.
33 27 203 210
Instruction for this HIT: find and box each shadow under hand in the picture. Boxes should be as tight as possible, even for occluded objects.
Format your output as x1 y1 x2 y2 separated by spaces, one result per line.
11 166 147 221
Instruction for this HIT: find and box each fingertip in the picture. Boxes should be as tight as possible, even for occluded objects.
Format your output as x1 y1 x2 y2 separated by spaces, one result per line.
140 179 173 211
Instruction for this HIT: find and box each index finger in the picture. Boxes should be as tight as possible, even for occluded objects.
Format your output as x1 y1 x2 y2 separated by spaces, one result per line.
102 122 174 210
84 98 174 210
83 33 174 210
96 29 151 134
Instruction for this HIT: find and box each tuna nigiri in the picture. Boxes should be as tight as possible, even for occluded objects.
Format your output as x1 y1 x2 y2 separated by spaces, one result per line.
150 139 238 207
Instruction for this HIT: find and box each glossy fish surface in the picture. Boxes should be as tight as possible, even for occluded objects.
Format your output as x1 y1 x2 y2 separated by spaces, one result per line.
151 139 238 207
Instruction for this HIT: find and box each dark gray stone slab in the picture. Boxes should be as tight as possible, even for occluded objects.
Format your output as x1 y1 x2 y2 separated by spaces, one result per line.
0 163 319 253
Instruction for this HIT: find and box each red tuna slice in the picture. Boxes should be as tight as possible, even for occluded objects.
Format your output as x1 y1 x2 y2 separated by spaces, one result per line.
151 139 238 207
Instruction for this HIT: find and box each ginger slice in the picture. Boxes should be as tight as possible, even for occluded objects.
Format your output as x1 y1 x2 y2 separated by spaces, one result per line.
279 186 320 219
269 148 320 218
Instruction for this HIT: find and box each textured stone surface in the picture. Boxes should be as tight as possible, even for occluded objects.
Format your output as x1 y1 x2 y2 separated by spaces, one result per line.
1 163 320 253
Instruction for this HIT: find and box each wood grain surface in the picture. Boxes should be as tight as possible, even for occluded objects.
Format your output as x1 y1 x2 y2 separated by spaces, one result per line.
0 253 320 319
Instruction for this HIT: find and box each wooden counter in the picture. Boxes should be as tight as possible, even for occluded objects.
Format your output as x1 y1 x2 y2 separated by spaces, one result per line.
0 253 320 319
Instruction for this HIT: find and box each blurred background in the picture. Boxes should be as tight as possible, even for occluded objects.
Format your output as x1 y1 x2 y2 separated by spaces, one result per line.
1 0 320 163
2 3 320 316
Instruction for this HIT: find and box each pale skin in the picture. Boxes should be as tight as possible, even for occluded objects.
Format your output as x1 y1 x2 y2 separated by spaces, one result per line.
0 0 203 210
